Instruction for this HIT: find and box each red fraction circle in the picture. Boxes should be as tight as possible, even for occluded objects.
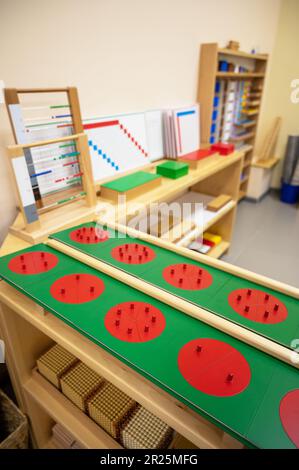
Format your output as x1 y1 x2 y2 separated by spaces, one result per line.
163 263 213 290
69 226 109 244
228 288 288 324
105 301 166 342
280 389 299 448
50 273 105 304
8 251 58 275
178 338 251 397
111 243 156 264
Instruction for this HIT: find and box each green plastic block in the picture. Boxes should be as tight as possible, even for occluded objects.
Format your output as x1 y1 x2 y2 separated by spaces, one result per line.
156 161 189 179
101 171 160 192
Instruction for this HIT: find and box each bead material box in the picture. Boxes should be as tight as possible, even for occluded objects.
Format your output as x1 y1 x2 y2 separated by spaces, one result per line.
88 382 137 439
37 344 79 389
156 161 189 179
100 171 162 201
121 405 173 449
61 362 105 412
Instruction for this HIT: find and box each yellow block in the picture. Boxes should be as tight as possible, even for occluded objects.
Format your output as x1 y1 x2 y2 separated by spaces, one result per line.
203 232 222 245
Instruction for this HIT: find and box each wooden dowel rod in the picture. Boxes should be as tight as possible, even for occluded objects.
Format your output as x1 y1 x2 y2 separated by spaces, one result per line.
47 239 299 370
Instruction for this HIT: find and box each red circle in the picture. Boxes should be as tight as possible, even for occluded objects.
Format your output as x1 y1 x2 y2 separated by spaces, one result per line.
228 288 288 324
280 389 299 448
8 251 58 275
50 273 105 304
111 243 156 264
178 338 251 397
163 264 213 290
105 301 166 342
69 226 109 244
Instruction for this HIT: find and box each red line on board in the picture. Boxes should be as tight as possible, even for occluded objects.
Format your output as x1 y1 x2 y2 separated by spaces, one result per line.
83 120 119 130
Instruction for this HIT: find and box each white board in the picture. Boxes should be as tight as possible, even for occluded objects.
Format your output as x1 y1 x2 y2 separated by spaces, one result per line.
145 110 164 161
83 112 149 182
172 104 200 157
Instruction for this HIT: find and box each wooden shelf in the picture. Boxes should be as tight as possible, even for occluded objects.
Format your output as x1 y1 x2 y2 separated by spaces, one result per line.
216 72 265 79
240 176 249 185
236 121 257 129
176 201 236 248
243 160 251 169
239 144 253 154
230 132 255 143
238 190 246 201
24 369 123 449
218 48 268 61
207 241 230 259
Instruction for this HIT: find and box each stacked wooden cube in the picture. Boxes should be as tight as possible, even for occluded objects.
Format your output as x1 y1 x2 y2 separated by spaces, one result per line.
37 344 79 389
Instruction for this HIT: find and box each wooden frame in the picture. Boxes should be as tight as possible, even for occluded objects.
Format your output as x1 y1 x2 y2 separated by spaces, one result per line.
197 43 268 200
7 133 96 234
4 87 83 143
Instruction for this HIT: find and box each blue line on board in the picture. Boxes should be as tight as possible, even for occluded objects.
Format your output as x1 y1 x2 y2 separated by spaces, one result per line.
30 170 52 178
177 110 196 117
88 139 120 171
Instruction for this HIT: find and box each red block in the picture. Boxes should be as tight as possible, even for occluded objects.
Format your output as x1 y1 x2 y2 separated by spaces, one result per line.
179 149 215 162
211 142 235 156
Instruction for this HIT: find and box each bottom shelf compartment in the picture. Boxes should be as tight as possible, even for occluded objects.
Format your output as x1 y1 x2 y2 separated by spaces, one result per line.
24 369 123 449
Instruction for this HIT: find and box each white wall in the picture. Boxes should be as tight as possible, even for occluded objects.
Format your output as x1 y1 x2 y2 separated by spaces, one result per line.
254 0 299 188
0 0 281 242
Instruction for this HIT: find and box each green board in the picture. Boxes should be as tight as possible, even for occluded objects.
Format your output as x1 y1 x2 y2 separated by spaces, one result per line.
156 161 189 179
0 243 298 448
50 222 299 350
101 171 160 192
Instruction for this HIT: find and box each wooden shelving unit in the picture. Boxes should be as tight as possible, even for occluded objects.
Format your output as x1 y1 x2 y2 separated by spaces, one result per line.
197 43 268 201
0 281 243 449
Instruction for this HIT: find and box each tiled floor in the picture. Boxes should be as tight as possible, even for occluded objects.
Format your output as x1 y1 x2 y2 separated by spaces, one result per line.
223 191 299 288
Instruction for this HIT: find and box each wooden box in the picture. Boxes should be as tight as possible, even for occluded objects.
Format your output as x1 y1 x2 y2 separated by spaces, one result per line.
61 362 105 412
87 382 137 439
37 344 79 389
121 406 173 449
101 171 162 202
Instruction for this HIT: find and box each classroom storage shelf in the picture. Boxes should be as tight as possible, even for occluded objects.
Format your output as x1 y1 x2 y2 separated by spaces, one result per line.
198 43 268 200
0 281 242 449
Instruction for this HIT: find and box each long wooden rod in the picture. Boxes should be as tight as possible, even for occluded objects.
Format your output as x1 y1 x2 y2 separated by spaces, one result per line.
98 219 299 299
47 238 299 370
